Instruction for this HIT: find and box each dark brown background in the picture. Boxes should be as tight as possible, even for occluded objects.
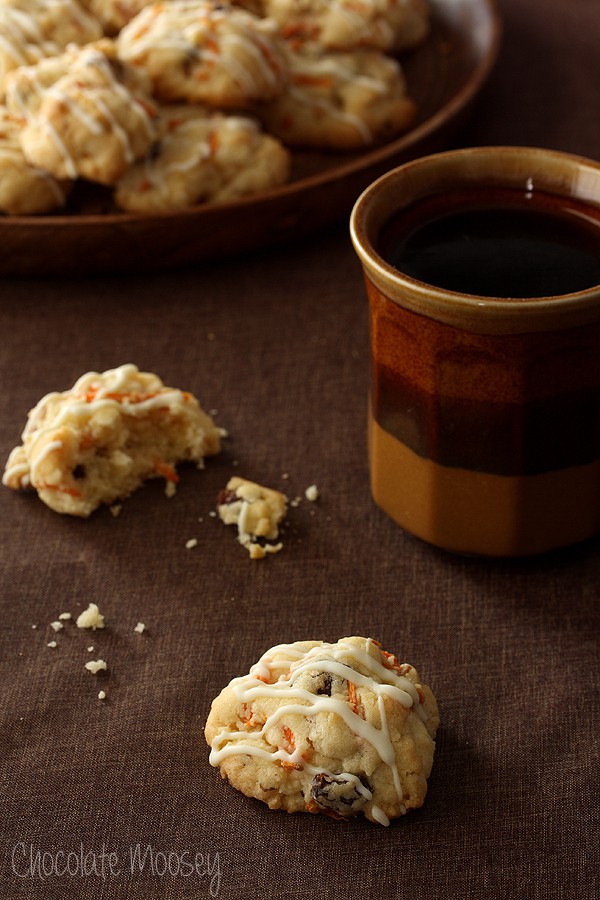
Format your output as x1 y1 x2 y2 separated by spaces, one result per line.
1 1 599 898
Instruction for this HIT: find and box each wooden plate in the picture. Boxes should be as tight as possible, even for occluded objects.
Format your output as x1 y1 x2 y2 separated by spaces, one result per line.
0 0 502 275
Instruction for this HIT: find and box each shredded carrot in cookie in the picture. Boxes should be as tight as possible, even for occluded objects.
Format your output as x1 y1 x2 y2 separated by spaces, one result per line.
154 461 179 483
239 703 253 725
348 682 360 716
81 387 167 404
136 97 159 119
282 725 295 752
208 130 219 156
39 483 81 497
280 725 304 769
293 74 334 89
381 650 401 671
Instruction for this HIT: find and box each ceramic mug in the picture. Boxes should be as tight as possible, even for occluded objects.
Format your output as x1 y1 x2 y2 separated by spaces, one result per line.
350 146 600 556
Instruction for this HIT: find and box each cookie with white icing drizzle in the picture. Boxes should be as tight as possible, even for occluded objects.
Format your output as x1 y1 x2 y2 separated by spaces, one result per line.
2 363 222 516
117 0 288 109
205 637 439 825
4 40 160 185
238 0 430 53
114 105 290 212
0 105 70 213
0 0 103 97
258 44 416 150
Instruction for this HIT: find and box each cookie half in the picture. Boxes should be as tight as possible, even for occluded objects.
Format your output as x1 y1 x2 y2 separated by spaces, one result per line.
3 363 222 516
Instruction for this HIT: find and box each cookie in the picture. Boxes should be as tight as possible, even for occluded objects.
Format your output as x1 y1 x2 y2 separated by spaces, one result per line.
205 636 439 824
0 0 103 97
248 0 430 53
3 363 222 516
217 475 287 558
259 44 416 150
117 0 288 108
0 106 69 213
5 41 160 184
114 105 290 211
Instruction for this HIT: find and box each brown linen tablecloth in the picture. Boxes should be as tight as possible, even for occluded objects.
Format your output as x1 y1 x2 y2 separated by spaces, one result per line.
1 1 599 898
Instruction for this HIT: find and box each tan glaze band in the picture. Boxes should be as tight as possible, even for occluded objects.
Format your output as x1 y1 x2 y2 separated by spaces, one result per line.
369 412 600 557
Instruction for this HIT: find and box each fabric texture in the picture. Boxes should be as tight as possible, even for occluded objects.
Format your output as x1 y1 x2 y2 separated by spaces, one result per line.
0 1 599 897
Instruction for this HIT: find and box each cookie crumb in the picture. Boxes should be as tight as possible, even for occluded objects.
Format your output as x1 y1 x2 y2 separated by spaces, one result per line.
76 603 105 631
47 640 57 648
50 621 64 632
110 504 122 517
217 476 287 559
87 646 94 652
31 624 38 630
165 480 177 498
85 659 107 675
98 690 106 701
58 612 72 621
134 622 146 634
185 538 198 549
305 484 319 502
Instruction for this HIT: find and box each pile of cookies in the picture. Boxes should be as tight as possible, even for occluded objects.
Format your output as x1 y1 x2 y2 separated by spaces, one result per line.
0 0 430 214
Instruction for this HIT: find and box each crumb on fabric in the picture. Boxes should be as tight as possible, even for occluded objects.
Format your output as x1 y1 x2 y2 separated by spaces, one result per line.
84 659 107 675
76 603 105 631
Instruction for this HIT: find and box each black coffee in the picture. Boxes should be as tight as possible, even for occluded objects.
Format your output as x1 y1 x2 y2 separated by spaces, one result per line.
379 187 600 298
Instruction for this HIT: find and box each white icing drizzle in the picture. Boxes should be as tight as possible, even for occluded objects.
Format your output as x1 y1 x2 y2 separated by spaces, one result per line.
209 639 427 823
40 115 78 179
29 438 63 482
46 84 104 135
1 449 30 487
370 805 390 826
333 4 395 46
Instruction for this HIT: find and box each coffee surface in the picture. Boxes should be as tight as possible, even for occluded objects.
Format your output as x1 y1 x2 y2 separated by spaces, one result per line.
380 187 600 298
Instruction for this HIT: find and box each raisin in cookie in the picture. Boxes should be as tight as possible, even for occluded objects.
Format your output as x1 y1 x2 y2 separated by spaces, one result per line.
217 475 287 558
0 106 69 213
247 0 430 53
259 44 415 150
117 0 288 108
115 106 290 211
3 364 222 516
205 636 439 824
5 41 160 184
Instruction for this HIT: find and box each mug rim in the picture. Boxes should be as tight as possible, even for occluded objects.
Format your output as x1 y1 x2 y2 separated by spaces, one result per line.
350 145 600 334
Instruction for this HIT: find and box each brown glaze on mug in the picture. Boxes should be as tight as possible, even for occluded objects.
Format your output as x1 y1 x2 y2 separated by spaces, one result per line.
350 147 600 556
